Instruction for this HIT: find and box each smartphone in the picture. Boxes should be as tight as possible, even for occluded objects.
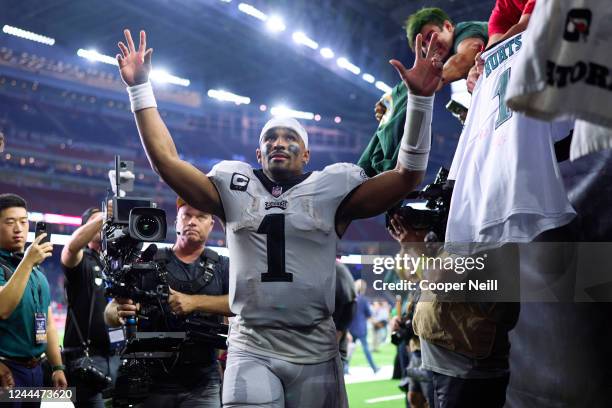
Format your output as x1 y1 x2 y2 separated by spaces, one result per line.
35 221 51 244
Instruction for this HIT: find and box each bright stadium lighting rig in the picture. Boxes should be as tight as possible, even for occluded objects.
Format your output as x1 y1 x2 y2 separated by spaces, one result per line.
77 48 118 66
270 105 315 121
362 73 375 84
336 57 361 75
149 69 191 87
2 25 55 45
222 3 391 95
266 16 286 33
319 47 335 59
207 89 251 105
238 3 268 21
375 80 392 94
292 31 318 50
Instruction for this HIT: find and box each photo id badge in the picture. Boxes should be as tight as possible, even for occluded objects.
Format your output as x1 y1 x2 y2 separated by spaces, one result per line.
34 312 47 344
108 327 125 348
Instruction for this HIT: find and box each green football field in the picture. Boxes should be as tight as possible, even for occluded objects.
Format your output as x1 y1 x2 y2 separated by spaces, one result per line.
347 379 405 407
347 342 405 408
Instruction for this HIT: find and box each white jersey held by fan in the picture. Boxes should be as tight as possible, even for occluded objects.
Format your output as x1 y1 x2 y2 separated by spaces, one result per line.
445 33 576 256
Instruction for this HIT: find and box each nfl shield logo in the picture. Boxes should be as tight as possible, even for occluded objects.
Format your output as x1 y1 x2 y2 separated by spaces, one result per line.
272 186 282 197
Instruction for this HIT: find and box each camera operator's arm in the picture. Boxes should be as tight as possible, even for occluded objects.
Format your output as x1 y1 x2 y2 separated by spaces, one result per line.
168 288 232 316
0 234 52 319
60 212 103 269
46 306 67 389
104 298 138 327
116 29 223 218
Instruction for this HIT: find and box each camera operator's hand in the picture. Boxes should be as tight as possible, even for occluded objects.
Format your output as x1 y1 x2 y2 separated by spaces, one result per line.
387 214 427 244
168 288 196 315
115 298 138 325
24 233 53 266
0 361 15 389
52 370 67 390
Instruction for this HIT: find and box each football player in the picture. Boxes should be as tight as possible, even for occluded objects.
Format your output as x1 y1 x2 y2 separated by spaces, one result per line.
115 28 442 407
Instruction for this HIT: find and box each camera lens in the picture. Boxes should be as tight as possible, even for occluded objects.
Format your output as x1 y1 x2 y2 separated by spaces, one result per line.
135 215 160 238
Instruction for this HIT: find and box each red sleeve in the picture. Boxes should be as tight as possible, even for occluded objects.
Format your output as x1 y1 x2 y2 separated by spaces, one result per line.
488 0 528 37
488 0 511 36
523 0 536 15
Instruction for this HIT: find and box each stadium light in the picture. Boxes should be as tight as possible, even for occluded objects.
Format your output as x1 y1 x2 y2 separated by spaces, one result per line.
320 47 334 59
238 3 268 21
336 57 360 75
375 80 392 94
2 25 55 46
266 15 286 33
362 73 375 83
150 69 190 87
292 32 318 50
77 49 118 66
207 89 251 105
271 105 314 120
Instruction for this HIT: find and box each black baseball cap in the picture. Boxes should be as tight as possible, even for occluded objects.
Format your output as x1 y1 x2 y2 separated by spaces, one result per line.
81 207 101 226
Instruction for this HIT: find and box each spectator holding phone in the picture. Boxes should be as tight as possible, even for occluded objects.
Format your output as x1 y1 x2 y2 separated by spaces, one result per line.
0 193 67 397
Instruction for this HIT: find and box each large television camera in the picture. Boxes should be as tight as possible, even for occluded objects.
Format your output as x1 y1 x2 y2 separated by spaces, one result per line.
101 157 228 407
387 167 453 240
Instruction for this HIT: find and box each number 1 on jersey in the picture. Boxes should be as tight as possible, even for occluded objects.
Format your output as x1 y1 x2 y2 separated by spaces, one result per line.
494 67 512 129
257 214 293 282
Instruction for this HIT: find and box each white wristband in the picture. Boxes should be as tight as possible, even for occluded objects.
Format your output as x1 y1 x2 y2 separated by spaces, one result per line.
397 93 434 171
127 81 157 113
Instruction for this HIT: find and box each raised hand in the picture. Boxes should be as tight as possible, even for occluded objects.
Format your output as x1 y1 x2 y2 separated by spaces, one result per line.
116 29 153 87
389 33 443 97
23 233 53 266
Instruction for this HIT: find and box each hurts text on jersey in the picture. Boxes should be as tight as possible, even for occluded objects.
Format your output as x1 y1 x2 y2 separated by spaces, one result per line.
485 34 522 78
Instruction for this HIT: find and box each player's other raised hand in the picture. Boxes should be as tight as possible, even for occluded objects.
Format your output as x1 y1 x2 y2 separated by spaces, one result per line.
117 29 153 87
389 33 443 97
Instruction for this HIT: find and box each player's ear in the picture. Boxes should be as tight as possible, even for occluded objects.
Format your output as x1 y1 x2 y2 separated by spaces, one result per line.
302 149 310 165
256 148 262 164
444 20 454 33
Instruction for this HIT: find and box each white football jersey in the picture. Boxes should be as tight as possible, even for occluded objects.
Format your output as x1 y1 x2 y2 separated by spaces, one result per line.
445 33 576 256
506 0 612 128
208 161 367 328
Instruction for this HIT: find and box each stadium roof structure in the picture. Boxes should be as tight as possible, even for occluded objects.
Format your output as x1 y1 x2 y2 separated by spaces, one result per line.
2 0 493 125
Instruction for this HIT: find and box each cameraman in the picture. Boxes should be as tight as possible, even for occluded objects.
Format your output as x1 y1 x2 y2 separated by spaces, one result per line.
387 213 433 408
389 212 520 408
61 207 120 407
0 193 67 400
104 198 231 408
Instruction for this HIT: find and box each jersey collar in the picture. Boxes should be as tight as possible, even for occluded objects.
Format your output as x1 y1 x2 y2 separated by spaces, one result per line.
253 169 312 197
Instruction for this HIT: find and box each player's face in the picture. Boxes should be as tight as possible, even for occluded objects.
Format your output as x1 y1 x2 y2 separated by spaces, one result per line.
0 207 29 252
419 21 454 60
257 127 309 179
176 205 214 245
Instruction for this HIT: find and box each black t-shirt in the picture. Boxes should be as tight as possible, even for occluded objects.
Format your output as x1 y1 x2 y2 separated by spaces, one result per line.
143 248 230 390
63 248 111 352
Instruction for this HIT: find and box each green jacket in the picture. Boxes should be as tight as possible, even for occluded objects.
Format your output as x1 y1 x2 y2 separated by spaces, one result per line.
0 250 51 358
358 21 488 176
